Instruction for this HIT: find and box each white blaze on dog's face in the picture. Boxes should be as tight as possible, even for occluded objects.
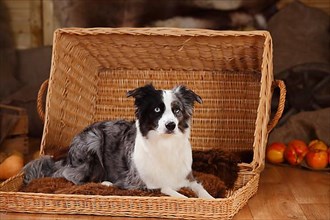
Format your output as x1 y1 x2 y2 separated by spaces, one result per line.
156 90 181 135
127 84 202 138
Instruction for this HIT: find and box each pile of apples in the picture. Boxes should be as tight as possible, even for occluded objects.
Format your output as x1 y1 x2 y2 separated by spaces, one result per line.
266 139 329 170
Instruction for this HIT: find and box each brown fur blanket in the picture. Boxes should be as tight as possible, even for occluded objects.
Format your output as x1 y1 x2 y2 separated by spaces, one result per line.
20 150 250 198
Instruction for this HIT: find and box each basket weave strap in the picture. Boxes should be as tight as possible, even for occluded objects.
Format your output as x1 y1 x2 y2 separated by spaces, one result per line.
37 79 49 122
267 80 286 133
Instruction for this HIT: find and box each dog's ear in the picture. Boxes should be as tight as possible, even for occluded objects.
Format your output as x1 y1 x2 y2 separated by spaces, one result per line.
173 85 203 104
62 166 87 185
126 84 156 99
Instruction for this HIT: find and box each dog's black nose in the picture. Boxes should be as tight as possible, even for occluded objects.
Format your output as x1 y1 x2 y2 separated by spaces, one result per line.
165 122 176 131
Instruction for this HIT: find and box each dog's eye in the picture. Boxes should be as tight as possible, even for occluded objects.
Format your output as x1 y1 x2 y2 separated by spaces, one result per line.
174 108 181 114
154 107 161 113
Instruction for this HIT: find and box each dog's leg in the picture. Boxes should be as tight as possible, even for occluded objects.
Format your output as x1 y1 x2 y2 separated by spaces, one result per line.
161 187 187 198
101 181 113 187
189 181 214 199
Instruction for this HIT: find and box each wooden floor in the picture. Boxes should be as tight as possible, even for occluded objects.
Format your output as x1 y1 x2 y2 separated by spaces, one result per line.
1 164 329 220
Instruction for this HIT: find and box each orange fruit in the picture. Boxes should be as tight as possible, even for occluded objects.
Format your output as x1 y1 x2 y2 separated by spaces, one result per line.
0 154 24 180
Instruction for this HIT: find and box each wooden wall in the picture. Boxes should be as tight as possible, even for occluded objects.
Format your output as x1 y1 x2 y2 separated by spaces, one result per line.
4 0 58 49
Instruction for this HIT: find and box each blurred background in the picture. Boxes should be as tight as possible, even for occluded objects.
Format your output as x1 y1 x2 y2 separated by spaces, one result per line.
0 0 329 160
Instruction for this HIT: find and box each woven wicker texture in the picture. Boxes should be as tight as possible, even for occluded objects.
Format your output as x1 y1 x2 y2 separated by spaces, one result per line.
41 28 272 161
0 28 286 219
0 173 259 219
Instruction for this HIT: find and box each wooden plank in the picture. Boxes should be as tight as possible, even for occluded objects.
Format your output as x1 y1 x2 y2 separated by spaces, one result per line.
11 23 30 34
4 0 31 49
1 113 28 137
276 166 330 204
248 182 307 220
259 163 283 184
8 114 28 136
265 162 330 204
4 0 43 48
280 169 330 204
15 32 31 49
29 0 43 47
4 0 30 9
0 104 25 113
300 204 330 220
249 165 309 219
6 8 29 18
233 205 253 220
0 104 28 136
8 16 31 23
42 0 59 45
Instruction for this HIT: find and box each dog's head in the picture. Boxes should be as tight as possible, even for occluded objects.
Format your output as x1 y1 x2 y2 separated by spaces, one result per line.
127 84 202 137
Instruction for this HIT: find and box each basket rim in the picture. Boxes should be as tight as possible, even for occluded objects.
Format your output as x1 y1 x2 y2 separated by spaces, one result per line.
0 172 260 220
54 27 271 38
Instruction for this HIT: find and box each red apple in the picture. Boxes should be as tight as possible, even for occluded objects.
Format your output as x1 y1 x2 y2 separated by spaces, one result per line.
266 142 286 164
284 139 308 165
308 140 328 151
306 150 328 169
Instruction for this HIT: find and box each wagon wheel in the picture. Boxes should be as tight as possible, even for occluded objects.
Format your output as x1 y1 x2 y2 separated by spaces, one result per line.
272 63 330 127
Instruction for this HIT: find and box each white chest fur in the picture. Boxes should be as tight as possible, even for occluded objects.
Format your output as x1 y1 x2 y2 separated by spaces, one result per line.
133 124 192 190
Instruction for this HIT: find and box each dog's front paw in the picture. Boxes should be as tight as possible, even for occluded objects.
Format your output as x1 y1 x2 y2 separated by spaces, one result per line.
101 181 113 187
189 181 215 199
161 187 188 198
198 191 215 199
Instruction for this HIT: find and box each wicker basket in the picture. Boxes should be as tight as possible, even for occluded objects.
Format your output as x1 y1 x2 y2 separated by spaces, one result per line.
0 28 286 219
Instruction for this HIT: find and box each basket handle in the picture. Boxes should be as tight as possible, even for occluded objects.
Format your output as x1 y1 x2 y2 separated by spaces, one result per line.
37 79 49 122
267 80 286 133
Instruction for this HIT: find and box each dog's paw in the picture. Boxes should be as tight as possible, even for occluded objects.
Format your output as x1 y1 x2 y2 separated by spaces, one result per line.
161 187 188 198
189 181 215 199
198 191 215 199
101 181 113 187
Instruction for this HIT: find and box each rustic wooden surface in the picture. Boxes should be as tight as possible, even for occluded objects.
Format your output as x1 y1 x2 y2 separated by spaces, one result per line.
0 164 329 220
